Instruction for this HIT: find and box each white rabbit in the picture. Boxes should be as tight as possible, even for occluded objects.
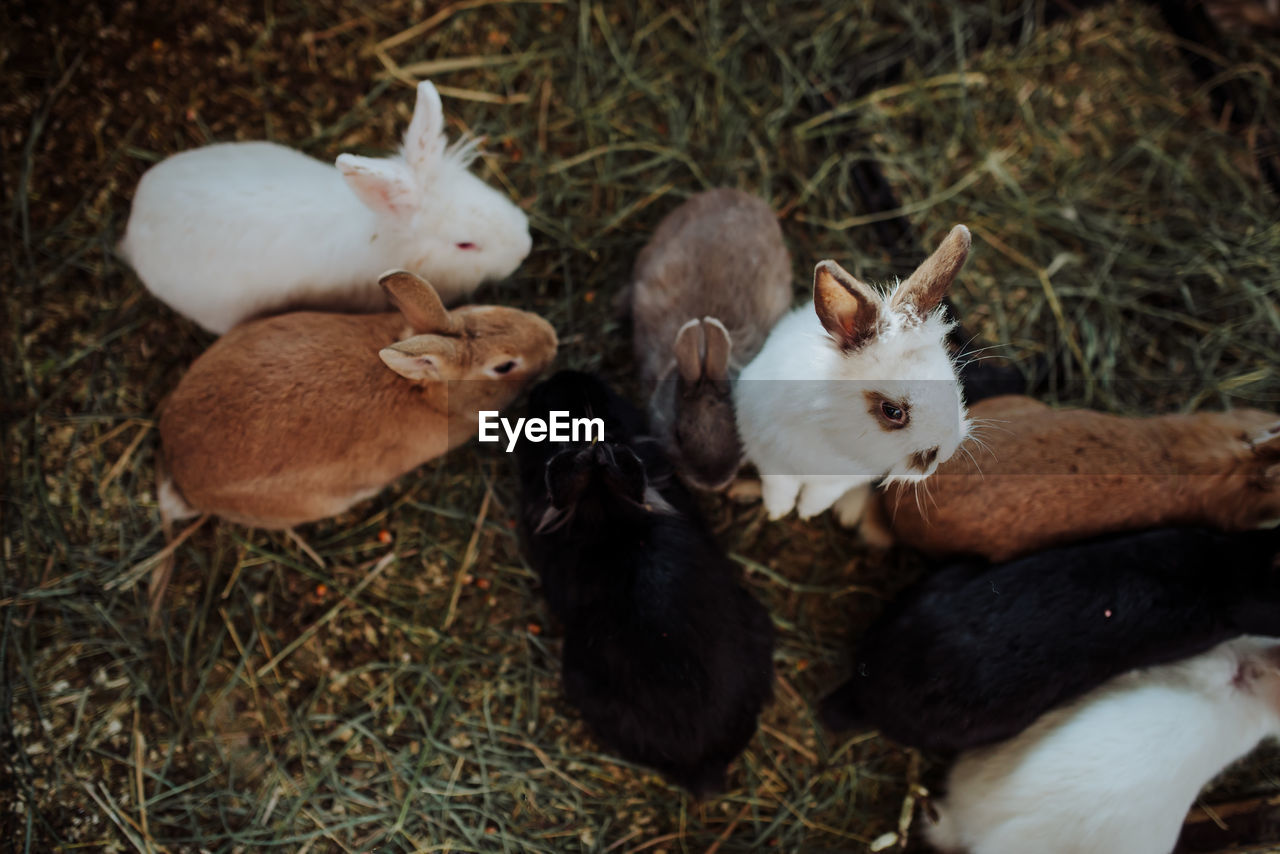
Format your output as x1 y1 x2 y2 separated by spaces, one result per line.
926 636 1280 854
119 80 532 334
734 225 972 521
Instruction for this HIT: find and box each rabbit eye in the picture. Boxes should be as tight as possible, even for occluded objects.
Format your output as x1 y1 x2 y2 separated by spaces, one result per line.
491 359 518 375
865 392 911 431
456 242 478 250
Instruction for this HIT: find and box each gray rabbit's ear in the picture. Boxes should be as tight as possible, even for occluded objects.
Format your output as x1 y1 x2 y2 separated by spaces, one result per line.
891 224 971 321
702 317 731 382
673 318 706 384
814 260 882 352
404 79 448 173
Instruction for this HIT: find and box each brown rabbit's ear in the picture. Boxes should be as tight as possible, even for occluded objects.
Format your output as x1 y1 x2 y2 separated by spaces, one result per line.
379 270 457 334
891 224 971 320
673 319 705 384
1250 422 1280 460
702 317 732 382
1265 464 1280 490
814 260 882 352
379 334 459 382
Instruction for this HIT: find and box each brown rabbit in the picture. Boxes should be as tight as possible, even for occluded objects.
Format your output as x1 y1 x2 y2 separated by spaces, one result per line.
870 394 1280 561
158 270 557 531
630 188 792 491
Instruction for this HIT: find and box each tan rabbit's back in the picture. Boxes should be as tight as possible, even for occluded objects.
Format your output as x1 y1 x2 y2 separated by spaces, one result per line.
632 188 792 383
158 271 558 530
880 395 1280 560
160 312 452 528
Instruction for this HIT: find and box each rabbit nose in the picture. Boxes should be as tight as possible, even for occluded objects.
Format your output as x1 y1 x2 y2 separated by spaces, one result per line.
909 446 939 473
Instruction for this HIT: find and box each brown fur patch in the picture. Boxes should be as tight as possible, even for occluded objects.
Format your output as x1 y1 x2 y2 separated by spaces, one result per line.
909 446 939 472
864 390 910 431
879 395 1280 561
814 260 882 352
890 224 971 320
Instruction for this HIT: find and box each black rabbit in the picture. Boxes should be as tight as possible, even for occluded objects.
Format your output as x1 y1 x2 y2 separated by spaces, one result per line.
517 370 774 795
821 525 1280 754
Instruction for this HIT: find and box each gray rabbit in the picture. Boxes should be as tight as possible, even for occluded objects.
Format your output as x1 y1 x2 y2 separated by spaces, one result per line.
630 188 792 491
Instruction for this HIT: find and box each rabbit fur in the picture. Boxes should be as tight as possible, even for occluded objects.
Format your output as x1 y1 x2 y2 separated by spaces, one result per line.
872 394 1280 561
631 188 793 491
926 635 1280 854
158 269 556 531
821 525 1280 754
735 225 973 522
120 81 532 334
516 370 775 795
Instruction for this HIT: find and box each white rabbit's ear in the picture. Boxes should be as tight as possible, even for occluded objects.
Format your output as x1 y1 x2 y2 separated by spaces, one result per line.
702 317 732 382
404 80 448 173
892 224 971 320
673 318 705 384
379 334 459 382
379 270 458 334
337 154 417 217
814 260 882 352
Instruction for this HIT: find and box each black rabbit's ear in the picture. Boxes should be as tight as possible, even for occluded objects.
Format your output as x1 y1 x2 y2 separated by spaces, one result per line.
546 449 591 509
603 444 648 504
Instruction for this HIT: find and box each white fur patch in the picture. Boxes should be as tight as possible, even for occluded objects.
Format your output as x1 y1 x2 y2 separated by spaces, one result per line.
157 476 198 523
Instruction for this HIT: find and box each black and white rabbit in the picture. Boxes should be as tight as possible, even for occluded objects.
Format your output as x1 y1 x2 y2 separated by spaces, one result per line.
821 525 1280 754
926 636 1280 854
516 370 775 795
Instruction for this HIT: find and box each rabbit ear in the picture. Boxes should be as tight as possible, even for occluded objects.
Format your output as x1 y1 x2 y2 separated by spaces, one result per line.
379 334 459 382
1251 422 1280 460
379 270 458 334
547 449 591 509
892 224 971 320
673 318 705 384
602 444 647 503
814 260 882 352
702 317 732 382
404 80 447 173
336 154 417 216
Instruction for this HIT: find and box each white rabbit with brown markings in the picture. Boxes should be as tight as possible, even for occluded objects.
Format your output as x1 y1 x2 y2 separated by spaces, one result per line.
120 80 532 334
631 188 792 491
734 225 972 521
